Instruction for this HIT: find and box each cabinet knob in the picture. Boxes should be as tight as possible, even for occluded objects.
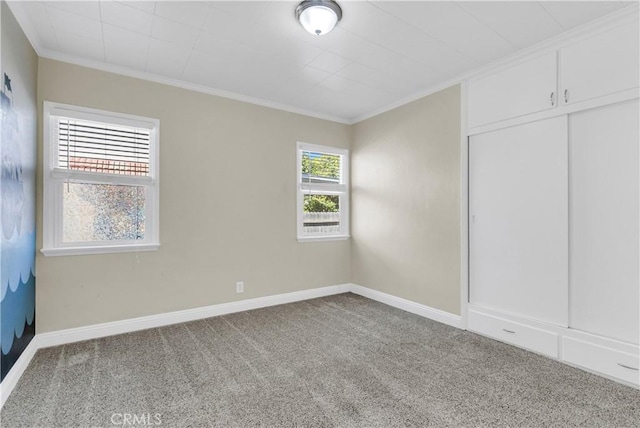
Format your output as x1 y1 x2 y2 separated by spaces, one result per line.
564 89 569 103
550 92 555 106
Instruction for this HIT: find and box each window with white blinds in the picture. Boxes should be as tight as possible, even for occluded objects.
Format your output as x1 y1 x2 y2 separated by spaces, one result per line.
43 102 160 256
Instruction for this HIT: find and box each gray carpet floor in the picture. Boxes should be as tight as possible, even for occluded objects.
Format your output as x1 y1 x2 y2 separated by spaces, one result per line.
1 293 639 427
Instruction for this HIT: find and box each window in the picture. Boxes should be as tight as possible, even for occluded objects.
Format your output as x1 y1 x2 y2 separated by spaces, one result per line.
297 142 349 241
42 102 159 256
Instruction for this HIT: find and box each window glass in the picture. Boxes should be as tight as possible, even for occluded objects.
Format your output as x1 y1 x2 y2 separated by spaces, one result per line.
301 151 341 183
303 194 340 235
62 183 145 242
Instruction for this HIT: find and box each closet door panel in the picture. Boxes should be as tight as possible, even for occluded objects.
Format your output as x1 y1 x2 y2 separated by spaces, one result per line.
469 117 569 326
569 99 639 344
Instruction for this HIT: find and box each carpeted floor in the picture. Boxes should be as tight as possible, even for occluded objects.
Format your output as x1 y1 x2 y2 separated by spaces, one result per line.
1 293 639 427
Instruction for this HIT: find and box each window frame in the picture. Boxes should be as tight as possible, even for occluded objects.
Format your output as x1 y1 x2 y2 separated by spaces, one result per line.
42 101 160 256
296 142 350 242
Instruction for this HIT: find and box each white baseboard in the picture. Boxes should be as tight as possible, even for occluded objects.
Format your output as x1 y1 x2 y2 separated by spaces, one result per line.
349 284 462 329
37 283 351 349
0 282 461 409
0 336 39 408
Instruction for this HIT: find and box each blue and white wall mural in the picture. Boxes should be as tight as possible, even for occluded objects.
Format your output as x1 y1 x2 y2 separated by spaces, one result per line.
1 0 38 382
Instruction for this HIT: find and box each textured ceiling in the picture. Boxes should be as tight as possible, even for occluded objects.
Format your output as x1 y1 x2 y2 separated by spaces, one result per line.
8 1 633 123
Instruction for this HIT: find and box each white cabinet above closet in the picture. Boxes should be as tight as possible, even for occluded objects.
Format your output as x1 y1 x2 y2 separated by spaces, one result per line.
560 21 640 106
468 18 639 132
467 52 557 129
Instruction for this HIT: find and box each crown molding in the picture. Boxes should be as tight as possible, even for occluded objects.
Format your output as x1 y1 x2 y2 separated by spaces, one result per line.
38 48 352 124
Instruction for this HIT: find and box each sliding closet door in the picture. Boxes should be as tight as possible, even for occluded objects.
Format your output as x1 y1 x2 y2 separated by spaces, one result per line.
469 116 569 326
569 99 639 344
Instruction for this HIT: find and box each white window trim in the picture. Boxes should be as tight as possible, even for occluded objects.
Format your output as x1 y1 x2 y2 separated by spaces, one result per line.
296 142 350 242
42 101 160 256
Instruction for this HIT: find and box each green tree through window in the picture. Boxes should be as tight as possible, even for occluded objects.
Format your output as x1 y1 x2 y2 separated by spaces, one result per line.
301 152 340 179
301 152 340 213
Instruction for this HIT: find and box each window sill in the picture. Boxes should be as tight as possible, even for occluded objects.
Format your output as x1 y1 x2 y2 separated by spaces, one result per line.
41 243 160 257
297 235 350 243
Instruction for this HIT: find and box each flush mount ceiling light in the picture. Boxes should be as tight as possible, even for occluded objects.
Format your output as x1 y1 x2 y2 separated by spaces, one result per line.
295 0 343 36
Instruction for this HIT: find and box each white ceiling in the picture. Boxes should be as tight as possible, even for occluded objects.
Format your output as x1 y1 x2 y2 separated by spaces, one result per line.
8 1 634 123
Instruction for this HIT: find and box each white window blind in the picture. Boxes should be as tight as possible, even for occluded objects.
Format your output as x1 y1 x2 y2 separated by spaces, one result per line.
56 118 150 176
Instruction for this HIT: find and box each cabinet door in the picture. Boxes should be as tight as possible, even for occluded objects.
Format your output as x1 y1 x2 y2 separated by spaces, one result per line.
469 116 568 326
569 99 639 345
561 21 639 106
468 52 557 129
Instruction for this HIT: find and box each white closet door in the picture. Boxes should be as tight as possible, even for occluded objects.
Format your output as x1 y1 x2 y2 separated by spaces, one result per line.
469 116 569 326
569 99 639 344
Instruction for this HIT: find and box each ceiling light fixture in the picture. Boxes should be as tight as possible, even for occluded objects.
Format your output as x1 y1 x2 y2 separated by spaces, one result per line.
295 0 343 36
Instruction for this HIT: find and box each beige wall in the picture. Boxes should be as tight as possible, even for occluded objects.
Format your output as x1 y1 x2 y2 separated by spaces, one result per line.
351 85 462 315
36 59 351 333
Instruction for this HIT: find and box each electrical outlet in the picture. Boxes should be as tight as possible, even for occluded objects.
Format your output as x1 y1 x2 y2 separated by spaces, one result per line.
236 281 244 293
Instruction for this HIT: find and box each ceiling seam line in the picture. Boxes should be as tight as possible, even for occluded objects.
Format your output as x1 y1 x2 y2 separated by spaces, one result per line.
453 3 516 50
366 1 479 67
